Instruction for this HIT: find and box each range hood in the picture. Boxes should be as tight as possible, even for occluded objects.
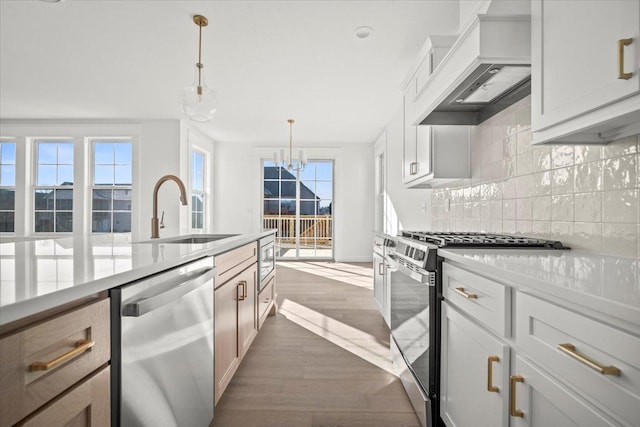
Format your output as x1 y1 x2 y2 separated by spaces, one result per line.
414 15 531 126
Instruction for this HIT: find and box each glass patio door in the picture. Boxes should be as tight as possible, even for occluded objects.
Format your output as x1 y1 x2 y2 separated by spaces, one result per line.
262 159 333 260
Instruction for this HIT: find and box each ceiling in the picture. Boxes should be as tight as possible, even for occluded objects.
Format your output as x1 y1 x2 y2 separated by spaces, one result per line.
0 0 460 145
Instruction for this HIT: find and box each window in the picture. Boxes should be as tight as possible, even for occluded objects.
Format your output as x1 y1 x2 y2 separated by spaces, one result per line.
0 141 16 232
92 141 132 233
191 150 205 229
34 141 74 233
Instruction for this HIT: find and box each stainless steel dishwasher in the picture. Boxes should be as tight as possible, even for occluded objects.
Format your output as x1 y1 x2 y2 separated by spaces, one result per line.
110 257 215 427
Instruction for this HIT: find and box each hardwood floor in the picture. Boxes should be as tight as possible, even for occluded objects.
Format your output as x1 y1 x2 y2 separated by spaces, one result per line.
212 261 420 427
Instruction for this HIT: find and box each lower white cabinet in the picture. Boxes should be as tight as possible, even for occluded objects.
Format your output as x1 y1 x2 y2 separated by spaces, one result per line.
373 252 390 327
440 304 509 427
510 356 619 427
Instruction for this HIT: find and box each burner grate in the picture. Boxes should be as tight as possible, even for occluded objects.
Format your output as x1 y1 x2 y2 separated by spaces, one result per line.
401 231 567 249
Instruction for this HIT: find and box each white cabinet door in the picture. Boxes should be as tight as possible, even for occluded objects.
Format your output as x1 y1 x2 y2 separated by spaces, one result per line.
403 82 418 183
415 125 432 178
511 356 619 427
440 303 510 427
373 252 385 313
532 0 640 140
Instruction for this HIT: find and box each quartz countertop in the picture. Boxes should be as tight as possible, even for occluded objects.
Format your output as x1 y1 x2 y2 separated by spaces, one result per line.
438 248 640 329
0 231 275 326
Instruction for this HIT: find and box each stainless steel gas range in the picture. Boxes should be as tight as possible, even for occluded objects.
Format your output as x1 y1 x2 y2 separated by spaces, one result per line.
386 231 567 427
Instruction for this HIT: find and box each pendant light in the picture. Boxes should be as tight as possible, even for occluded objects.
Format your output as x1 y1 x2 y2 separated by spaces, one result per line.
274 119 307 171
179 14 219 122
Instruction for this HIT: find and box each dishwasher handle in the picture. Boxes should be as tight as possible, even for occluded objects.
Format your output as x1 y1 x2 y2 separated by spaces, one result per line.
122 266 216 317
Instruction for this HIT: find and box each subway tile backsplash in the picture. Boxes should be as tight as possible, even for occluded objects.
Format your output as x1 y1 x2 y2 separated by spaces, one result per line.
431 96 640 258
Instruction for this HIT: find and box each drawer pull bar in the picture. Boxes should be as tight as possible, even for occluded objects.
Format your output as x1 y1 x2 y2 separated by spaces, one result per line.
238 280 247 301
509 375 524 417
618 38 633 80
557 343 621 376
454 287 477 299
487 355 500 392
29 339 95 372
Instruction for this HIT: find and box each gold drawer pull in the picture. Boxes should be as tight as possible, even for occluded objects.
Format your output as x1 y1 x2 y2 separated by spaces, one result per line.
487 355 500 392
557 343 621 376
454 287 477 299
509 375 524 417
29 339 95 372
618 38 633 80
238 280 247 301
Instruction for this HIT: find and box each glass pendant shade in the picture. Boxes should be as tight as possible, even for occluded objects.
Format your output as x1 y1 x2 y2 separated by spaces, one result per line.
180 67 219 122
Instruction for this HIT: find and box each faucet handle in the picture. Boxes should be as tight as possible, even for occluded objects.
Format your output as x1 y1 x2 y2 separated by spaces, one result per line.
160 211 165 229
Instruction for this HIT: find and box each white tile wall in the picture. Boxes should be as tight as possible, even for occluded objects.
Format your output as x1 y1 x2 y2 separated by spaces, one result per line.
431 96 640 258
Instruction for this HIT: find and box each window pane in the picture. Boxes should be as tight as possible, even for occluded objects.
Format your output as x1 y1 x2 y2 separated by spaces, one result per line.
113 212 131 232
1 143 16 164
56 189 73 211
191 194 203 212
38 143 57 164
37 165 57 186
92 212 111 233
300 200 316 215
35 212 54 232
192 212 204 229
0 189 15 210
315 181 332 200
263 180 279 198
263 200 279 216
55 212 73 232
114 165 131 185
34 189 52 210
58 143 74 164
280 199 296 215
264 164 279 180
0 212 14 232
281 181 296 198
58 165 73 185
95 165 114 185
299 180 316 199
280 168 296 181
95 143 114 164
316 162 333 180
319 200 332 215
114 143 132 164
113 189 131 210
1 165 15 186
299 163 315 181
93 189 112 211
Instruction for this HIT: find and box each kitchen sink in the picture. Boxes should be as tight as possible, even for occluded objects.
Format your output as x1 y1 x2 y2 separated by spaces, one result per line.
140 234 239 244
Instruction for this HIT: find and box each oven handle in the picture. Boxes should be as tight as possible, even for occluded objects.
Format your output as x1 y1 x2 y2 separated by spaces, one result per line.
122 266 216 317
386 255 431 284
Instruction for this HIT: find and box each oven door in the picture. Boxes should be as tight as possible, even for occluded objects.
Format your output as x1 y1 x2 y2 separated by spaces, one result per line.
388 255 436 427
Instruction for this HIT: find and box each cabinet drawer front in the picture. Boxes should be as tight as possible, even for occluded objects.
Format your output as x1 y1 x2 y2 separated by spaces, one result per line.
0 299 110 427
516 293 640 427
258 273 275 330
215 242 257 287
442 263 510 336
17 366 110 427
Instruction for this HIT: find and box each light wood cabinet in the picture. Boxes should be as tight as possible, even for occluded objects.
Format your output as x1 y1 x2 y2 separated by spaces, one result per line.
531 0 640 144
214 241 259 404
258 271 276 330
0 298 110 427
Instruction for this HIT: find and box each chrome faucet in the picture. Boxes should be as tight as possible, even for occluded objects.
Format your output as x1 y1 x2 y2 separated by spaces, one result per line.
151 174 188 238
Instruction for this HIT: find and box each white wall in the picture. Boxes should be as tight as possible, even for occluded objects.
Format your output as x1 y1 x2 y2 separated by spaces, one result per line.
212 141 374 262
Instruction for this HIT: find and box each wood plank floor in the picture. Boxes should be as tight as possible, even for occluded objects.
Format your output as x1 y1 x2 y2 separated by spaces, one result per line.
212 261 420 427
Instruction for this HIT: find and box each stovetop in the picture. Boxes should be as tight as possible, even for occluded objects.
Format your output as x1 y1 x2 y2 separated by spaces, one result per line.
401 231 568 250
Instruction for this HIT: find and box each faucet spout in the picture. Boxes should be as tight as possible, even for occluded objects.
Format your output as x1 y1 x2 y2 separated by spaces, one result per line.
151 174 188 238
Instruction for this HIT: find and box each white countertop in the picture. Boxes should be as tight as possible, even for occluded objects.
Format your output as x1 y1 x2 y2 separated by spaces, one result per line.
439 248 640 329
0 231 275 326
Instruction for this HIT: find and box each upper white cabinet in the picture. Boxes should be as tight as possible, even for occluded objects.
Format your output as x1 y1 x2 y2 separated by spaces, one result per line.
402 36 471 188
531 0 640 144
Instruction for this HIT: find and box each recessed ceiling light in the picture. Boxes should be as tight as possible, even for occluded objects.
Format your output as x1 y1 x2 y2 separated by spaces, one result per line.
354 26 373 40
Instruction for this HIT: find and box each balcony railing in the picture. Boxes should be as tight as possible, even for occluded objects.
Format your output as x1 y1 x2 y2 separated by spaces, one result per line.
263 215 332 245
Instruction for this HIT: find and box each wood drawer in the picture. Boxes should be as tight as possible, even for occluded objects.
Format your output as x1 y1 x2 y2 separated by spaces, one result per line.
215 242 257 287
441 263 510 337
258 272 275 330
0 298 110 427
516 292 640 427
17 366 110 427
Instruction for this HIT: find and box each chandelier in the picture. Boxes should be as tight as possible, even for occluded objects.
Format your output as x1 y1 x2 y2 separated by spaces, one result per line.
274 119 307 171
179 14 219 122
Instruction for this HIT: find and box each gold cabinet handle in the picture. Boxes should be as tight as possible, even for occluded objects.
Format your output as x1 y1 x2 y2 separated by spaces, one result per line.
238 280 247 301
410 162 418 175
557 343 621 376
618 38 633 80
454 287 477 299
509 374 524 418
29 339 95 372
487 355 500 392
